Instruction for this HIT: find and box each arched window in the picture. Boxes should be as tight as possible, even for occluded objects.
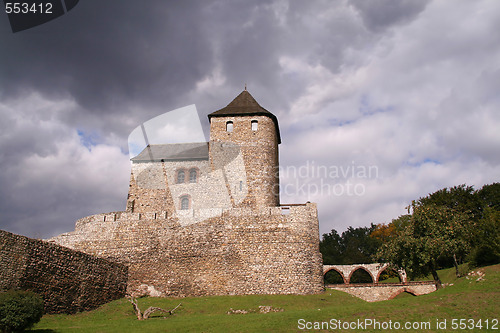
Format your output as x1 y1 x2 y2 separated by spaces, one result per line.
251 120 258 131
180 196 190 210
177 170 185 184
189 169 197 183
226 121 233 132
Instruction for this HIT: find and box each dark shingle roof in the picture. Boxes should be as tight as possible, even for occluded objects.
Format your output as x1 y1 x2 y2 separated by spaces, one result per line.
131 142 209 162
208 90 281 144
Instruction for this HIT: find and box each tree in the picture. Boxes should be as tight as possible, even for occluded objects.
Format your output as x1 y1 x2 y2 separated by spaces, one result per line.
320 224 381 265
319 229 343 265
477 182 500 212
342 225 381 264
370 214 411 244
468 207 500 266
370 223 396 243
376 203 471 288
417 184 482 221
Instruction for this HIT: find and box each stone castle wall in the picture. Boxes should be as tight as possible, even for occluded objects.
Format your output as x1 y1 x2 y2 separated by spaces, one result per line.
0 229 127 314
50 203 323 297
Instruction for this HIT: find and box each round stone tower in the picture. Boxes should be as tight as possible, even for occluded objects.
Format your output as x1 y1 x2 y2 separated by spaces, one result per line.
208 89 281 208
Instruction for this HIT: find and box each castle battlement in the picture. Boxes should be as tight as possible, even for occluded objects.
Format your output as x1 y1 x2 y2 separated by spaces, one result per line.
72 203 315 230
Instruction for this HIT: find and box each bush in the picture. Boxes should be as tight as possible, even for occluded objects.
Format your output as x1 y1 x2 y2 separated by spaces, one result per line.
0 290 44 333
469 207 500 267
469 245 500 267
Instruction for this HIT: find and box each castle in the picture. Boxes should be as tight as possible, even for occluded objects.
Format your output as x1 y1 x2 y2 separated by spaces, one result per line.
50 90 323 297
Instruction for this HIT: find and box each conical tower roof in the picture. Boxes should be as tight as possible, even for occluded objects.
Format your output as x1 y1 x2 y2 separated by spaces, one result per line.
208 90 281 143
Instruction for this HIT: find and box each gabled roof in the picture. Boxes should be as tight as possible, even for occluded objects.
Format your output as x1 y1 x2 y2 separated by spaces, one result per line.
131 142 209 163
208 90 281 144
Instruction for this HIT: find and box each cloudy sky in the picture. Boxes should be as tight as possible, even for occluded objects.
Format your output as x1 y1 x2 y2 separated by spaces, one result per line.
0 0 499 239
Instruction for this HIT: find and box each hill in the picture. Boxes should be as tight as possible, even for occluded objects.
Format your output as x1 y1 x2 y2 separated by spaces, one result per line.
30 264 499 332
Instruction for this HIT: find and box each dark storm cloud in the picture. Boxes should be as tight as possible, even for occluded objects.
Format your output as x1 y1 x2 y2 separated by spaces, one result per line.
349 0 431 32
0 1 213 121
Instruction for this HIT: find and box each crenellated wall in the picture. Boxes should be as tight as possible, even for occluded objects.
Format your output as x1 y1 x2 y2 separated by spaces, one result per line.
50 203 323 297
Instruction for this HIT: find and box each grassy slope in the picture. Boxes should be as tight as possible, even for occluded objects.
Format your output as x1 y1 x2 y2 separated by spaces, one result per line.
31 264 499 332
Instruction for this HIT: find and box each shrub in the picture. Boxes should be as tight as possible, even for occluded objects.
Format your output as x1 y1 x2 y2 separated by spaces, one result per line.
0 290 44 333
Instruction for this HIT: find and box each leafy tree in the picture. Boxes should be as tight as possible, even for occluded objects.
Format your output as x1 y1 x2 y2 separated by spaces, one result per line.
417 183 500 268
477 182 500 212
370 215 410 244
0 290 44 333
320 224 381 265
417 184 482 221
319 229 343 265
370 223 396 243
376 203 470 288
468 207 500 266
341 225 381 264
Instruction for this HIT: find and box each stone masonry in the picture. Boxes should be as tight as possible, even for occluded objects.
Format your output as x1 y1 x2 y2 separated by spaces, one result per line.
328 282 437 302
51 204 322 297
50 90 324 297
0 229 127 314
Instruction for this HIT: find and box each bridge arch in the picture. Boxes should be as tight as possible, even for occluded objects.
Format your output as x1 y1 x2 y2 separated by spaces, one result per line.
323 267 347 284
376 266 407 284
347 266 375 284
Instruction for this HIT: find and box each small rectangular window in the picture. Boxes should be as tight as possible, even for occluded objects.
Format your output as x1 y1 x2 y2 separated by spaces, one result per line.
226 121 233 132
251 120 258 131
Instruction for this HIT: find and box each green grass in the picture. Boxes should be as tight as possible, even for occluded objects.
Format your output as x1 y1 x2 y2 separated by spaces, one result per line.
30 264 499 332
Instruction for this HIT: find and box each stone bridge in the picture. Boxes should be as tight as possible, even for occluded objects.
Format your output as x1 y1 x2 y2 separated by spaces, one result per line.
323 264 437 302
323 263 407 284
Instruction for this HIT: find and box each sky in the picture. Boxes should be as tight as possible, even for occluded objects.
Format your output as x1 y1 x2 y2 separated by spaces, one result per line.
0 0 499 239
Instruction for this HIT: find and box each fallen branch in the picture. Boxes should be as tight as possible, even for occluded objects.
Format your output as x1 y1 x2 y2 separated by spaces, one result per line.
126 295 181 320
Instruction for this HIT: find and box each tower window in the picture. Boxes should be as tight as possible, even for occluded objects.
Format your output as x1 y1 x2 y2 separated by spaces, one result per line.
189 169 198 183
180 195 190 210
251 120 258 131
226 121 233 132
177 170 185 183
